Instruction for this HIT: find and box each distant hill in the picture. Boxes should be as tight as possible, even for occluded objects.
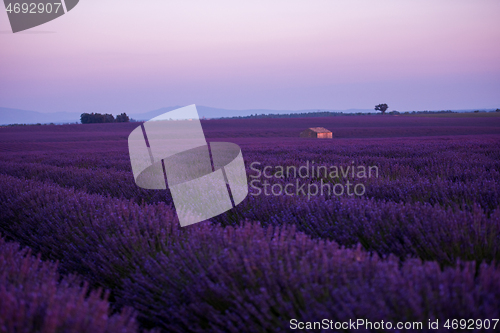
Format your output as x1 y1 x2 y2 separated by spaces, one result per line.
1 106 497 125
127 106 375 120
126 106 499 120
0 107 81 125
0 106 375 124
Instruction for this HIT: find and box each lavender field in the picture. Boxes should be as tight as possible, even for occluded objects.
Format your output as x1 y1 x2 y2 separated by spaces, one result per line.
1 114 500 332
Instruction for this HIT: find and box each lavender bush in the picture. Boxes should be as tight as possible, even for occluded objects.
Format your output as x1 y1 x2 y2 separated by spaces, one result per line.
0 175 499 331
124 224 500 332
0 237 141 333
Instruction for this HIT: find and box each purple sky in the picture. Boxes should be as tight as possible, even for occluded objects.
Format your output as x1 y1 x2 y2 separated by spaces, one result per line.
1 0 499 114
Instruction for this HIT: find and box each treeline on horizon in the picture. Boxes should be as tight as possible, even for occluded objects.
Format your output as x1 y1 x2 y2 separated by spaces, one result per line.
80 112 130 124
225 109 500 120
1 108 499 127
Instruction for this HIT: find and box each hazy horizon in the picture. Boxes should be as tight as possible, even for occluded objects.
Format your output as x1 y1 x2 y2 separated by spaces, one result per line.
2 105 497 116
1 0 499 115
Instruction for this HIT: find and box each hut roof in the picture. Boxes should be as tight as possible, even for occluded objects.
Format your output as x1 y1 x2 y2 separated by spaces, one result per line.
307 127 332 133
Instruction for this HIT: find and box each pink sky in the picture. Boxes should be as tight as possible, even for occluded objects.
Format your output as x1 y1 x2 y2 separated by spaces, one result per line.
0 0 499 114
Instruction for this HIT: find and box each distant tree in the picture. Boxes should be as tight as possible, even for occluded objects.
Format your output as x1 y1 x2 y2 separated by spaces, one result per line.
374 104 389 115
115 113 130 123
80 113 90 124
104 114 115 123
81 112 116 124
496 108 500 112
91 113 104 123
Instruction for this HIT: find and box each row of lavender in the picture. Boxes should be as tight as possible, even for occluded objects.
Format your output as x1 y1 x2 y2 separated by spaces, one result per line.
0 137 498 265
1 174 499 332
0 159 498 265
0 156 496 214
0 236 142 333
1 137 498 211
2 135 498 175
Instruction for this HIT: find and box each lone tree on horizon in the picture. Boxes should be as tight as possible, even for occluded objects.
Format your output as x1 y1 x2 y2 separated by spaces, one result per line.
375 103 389 115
